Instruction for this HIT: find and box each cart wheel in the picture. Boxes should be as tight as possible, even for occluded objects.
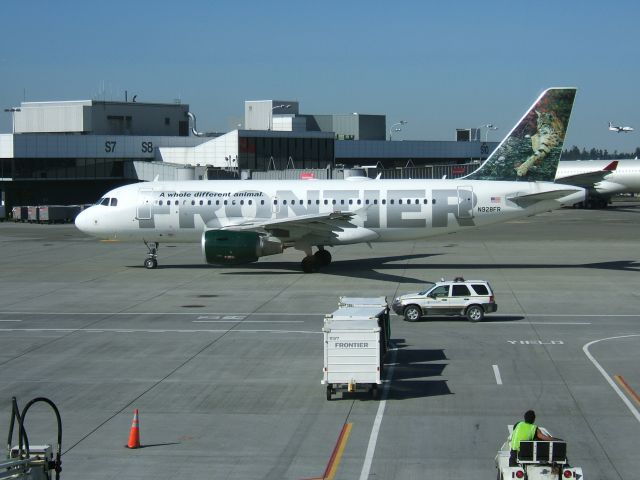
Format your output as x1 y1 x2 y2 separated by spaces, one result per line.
371 384 379 400
326 385 332 401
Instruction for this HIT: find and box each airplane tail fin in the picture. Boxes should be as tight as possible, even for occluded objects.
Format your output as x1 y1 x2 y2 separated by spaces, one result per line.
465 87 576 182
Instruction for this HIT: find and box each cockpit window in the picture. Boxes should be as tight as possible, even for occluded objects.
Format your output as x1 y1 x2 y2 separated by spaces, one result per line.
100 198 110 206
110 198 118 207
95 197 105 205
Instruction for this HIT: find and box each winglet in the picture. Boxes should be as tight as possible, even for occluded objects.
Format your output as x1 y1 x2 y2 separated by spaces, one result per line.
604 160 618 172
465 88 577 182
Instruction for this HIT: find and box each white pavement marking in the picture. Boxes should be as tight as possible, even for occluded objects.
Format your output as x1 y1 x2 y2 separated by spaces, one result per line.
0 311 638 317
483 322 591 325
523 314 640 317
0 311 326 316
0 320 21 322
583 335 640 424
192 320 304 323
493 364 503 385
0 328 320 335
360 343 398 480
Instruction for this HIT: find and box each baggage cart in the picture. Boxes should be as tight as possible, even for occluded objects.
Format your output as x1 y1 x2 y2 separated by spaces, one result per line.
38 205 81 223
12 206 27 222
322 318 381 400
27 206 39 223
330 304 390 357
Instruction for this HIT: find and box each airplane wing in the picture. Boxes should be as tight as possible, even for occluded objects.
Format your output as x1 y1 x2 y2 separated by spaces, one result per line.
507 188 583 207
555 160 618 187
219 211 359 241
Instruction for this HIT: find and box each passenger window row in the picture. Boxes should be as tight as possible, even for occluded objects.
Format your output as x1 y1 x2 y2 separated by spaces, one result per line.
155 198 438 207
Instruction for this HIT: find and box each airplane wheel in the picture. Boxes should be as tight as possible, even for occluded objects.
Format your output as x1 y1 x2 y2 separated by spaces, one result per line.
326 385 332 401
301 256 318 273
144 258 157 269
314 249 332 266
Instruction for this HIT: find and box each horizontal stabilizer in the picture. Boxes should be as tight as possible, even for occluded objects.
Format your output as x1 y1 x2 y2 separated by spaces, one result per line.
555 160 618 187
507 188 582 207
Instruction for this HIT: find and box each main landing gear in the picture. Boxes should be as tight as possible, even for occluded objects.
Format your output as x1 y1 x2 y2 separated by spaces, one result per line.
144 241 159 269
301 246 332 273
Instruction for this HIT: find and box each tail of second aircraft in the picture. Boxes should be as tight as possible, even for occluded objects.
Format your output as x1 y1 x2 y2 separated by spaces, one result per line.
465 87 576 182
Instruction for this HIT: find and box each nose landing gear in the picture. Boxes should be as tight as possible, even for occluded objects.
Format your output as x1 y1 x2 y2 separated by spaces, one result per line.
144 241 159 269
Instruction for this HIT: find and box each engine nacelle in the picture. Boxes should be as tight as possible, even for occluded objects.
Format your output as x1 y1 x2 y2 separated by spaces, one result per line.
202 230 283 265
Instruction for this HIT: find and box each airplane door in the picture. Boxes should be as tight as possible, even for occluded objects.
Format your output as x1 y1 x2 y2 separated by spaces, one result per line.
457 186 474 219
272 196 280 215
136 189 154 220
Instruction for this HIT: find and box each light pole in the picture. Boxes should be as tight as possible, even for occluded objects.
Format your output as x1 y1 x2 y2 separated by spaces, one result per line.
484 123 498 142
475 123 497 141
389 120 407 140
4 107 21 134
270 104 291 130
475 123 498 160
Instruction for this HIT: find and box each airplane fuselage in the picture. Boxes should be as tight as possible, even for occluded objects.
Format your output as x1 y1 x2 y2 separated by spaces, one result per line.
76 177 583 245
556 159 640 196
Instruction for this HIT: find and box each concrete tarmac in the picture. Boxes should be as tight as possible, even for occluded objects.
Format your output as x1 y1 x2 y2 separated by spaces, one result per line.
0 202 639 479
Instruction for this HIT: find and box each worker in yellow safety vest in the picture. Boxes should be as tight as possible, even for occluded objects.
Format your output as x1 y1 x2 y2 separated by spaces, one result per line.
509 410 556 465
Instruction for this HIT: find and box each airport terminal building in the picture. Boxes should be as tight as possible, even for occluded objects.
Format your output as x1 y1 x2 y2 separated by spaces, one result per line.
0 98 496 211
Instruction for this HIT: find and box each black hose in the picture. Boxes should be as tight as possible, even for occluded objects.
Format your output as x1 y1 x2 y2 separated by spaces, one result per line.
21 397 63 479
6 396 29 458
8 397 63 480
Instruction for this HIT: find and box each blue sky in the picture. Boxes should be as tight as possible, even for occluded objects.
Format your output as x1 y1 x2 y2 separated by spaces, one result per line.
1 0 638 152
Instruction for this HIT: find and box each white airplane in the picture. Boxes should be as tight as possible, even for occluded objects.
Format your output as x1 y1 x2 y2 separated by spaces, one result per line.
75 87 584 272
556 158 640 208
609 121 634 133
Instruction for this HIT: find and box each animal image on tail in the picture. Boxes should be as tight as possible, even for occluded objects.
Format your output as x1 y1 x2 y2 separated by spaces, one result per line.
466 88 576 182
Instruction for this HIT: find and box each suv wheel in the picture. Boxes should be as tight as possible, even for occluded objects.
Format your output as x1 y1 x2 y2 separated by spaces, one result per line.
466 305 484 322
404 305 422 322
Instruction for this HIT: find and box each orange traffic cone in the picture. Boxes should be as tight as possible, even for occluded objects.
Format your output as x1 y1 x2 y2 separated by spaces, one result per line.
126 409 141 449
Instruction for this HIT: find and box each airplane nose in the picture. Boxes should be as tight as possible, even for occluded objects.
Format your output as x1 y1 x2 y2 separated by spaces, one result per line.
74 208 93 234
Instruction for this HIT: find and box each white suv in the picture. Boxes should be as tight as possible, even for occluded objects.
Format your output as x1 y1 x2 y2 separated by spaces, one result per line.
392 277 497 322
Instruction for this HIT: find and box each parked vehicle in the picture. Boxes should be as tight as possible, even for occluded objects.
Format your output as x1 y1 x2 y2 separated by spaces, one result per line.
392 277 497 322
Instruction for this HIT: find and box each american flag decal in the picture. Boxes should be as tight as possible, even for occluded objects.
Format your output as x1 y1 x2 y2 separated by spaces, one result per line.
490 196 501 203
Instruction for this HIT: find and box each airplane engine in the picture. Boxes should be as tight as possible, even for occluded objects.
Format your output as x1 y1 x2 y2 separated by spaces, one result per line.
201 230 283 265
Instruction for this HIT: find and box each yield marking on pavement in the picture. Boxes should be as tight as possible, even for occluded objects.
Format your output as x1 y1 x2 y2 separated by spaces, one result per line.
614 375 640 407
583 335 640 424
493 365 503 385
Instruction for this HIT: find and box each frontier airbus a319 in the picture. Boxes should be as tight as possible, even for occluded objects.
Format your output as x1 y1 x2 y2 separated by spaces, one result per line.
75 87 584 272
